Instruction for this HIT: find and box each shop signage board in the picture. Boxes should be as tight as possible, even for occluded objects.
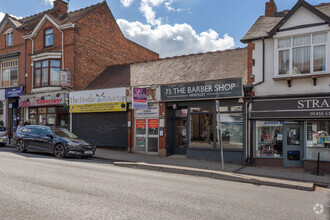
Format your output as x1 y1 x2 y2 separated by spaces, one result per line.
5 87 24 98
19 94 66 107
135 103 159 118
69 88 127 113
160 78 242 101
251 97 330 119
132 88 147 109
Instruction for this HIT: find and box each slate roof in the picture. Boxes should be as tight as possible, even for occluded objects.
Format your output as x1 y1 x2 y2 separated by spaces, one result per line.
85 64 131 90
241 2 330 43
1 1 106 33
130 48 248 87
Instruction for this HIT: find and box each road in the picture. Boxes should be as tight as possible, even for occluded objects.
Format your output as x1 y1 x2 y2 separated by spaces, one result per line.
0 147 329 220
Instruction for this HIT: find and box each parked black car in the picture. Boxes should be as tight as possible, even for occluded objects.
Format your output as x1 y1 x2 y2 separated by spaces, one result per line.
13 125 96 158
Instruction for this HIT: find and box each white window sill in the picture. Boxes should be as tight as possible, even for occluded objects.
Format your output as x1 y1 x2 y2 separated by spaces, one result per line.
273 72 330 81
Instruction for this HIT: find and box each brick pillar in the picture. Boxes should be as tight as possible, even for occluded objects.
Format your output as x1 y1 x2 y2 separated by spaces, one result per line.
159 102 167 157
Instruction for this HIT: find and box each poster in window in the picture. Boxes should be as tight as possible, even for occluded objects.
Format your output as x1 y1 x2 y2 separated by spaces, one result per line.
136 119 146 129
148 119 159 128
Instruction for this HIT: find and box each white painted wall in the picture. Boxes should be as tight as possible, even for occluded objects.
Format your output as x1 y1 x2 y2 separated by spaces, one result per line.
281 7 324 30
252 28 330 96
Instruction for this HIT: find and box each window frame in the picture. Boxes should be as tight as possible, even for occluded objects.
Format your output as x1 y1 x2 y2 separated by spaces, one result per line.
34 59 61 88
44 27 54 48
274 32 328 77
0 59 18 87
5 32 13 47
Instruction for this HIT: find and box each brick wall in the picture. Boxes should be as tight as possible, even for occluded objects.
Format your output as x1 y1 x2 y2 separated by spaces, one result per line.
73 2 159 90
255 158 283 167
304 160 330 173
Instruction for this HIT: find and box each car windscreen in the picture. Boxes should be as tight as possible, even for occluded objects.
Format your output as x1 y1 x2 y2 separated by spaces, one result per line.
52 129 78 139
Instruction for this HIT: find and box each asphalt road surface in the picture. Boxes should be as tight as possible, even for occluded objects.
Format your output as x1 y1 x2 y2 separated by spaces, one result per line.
0 147 329 220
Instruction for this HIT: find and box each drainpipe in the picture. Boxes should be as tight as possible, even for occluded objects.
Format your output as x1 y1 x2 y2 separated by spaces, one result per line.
29 36 34 90
59 29 64 69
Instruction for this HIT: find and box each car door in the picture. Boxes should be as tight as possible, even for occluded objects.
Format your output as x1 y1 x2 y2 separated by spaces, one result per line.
28 127 45 151
38 128 56 153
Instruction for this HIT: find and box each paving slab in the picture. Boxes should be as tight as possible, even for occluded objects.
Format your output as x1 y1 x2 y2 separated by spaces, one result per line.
114 162 315 191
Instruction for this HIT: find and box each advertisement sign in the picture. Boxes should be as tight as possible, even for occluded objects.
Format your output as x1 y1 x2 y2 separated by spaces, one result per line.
251 97 330 119
69 88 127 113
136 119 146 129
135 103 159 118
19 94 66 107
148 119 159 128
70 102 126 113
160 78 242 101
60 70 71 86
5 87 24 98
132 88 147 109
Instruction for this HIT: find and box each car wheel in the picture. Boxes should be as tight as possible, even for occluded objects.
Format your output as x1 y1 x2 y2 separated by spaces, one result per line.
16 140 26 153
54 144 66 158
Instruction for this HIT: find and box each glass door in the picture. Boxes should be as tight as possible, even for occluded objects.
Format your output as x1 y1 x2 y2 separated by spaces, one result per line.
283 124 304 167
135 119 159 153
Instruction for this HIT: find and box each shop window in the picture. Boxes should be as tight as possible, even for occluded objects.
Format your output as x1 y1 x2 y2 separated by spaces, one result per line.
256 121 283 157
276 33 327 76
190 113 214 148
218 113 243 149
1 60 18 87
34 59 61 87
306 121 330 161
29 107 59 126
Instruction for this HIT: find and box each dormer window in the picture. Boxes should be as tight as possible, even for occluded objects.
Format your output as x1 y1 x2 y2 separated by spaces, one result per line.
44 28 53 47
276 32 327 76
4 28 13 47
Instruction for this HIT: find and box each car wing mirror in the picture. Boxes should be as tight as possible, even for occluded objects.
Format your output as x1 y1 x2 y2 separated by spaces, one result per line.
46 134 54 139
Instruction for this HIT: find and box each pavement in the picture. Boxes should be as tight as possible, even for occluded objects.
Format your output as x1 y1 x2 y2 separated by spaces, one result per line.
94 148 330 191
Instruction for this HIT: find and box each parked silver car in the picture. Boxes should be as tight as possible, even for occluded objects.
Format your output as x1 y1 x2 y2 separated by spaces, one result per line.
0 126 8 147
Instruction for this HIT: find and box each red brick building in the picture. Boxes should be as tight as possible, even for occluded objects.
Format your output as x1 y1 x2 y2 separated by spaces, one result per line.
0 0 158 137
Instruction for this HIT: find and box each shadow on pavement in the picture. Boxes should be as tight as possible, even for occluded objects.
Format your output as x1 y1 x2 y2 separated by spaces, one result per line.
0 146 116 165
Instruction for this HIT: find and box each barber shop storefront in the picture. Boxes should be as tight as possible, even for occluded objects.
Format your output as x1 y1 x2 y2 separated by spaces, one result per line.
19 92 69 128
162 78 245 164
250 96 330 172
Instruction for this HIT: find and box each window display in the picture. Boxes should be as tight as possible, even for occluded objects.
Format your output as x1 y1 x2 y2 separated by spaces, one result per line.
306 120 330 161
219 114 243 149
190 113 213 148
256 121 283 157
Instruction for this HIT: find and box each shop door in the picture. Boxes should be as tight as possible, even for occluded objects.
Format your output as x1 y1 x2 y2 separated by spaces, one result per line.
174 108 188 154
283 124 304 167
135 119 159 153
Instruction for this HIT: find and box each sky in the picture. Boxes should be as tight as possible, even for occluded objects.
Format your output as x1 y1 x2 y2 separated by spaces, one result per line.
0 0 327 57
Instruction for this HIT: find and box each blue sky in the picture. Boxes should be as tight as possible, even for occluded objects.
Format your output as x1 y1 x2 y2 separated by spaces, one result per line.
0 0 327 57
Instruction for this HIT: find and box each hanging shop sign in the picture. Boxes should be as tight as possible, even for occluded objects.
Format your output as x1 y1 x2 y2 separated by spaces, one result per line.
5 87 24 98
69 88 127 113
19 94 66 107
251 97 330 119
132 88 147 109
160 78 242 101
148 119 159 128
136 119 146 129
135 103 159 118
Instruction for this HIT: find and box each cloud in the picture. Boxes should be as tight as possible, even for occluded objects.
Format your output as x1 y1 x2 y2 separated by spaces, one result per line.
0 12 5 22
117 19 235 58
120 0 135 7
44 0 54 5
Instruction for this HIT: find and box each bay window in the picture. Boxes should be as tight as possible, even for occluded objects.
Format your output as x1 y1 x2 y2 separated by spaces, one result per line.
34 59 61 87
1 60 18 87
277 32 327 76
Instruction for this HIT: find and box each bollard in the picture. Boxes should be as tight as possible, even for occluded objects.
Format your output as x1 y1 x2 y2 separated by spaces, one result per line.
311 152 324 176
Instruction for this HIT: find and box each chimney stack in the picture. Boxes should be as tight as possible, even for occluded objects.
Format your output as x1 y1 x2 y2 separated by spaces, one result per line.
53 0 68 16
265 0 277 17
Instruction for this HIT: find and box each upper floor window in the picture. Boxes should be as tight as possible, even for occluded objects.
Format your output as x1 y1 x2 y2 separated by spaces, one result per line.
44 28 53 47
277 32 327 76
1 60 18 87
34 59 61 87
4 28 13 47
